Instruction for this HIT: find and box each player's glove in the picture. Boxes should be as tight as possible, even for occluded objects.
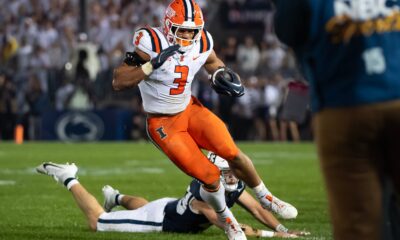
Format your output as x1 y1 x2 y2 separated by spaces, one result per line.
141 45 180 75
210 67 244 97
151 44 180 69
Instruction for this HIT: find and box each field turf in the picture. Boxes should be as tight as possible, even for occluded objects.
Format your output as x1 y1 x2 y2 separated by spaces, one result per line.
0 142 332 239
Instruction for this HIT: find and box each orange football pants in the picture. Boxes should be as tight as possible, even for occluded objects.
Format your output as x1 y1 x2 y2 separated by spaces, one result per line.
146 96 239 185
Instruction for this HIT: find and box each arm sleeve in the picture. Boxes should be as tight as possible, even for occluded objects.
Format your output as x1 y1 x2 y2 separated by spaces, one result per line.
273 0 311 48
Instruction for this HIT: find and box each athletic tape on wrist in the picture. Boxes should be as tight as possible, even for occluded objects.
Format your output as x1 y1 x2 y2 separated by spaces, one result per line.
141 62 153 75
261 230 275 238
276 224 288 233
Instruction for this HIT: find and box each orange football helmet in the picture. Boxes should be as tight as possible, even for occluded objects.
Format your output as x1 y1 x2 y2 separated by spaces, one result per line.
163 0 204 51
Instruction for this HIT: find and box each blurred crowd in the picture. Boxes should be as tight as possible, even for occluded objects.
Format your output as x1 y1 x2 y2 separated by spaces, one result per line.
0 0 310 142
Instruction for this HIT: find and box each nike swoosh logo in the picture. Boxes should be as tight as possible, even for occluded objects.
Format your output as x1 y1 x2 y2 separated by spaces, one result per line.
43 163 62 169
193 56 200 60
230 82 242 87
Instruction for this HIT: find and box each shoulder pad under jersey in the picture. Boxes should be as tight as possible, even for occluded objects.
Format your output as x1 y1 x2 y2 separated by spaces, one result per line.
133 27 167 58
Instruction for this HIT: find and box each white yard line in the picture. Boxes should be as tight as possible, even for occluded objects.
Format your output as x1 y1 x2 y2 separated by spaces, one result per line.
0 180 16 186
0 167 165 176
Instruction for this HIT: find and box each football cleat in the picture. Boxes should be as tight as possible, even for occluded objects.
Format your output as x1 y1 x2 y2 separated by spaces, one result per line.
102 185 119 212
222 217 247 240
36 162 78 184
262 195 298 219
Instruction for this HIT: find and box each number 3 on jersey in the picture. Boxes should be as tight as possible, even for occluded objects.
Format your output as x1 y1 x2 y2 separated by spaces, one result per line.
170 66 189 95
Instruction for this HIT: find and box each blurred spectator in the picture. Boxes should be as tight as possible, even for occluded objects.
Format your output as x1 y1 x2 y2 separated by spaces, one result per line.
236 35 260 77
279 82 302 142
258 38 287 77
0 73 17 140
1 34 19 69
68 49 96 110
232 76 264 140
37 18 58 49
25 73 50 140
28 45 50 92
55 78 75 111
263 74 284 141
219 36 238 70
0 0 308 141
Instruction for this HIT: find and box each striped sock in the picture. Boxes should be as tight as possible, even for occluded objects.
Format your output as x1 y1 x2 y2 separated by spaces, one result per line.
116 194 124 205
63 178 79 190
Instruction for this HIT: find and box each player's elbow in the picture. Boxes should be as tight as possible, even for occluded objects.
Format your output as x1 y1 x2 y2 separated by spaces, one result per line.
112 66 142 91
112 69 123 91
112 78 122 91
88 222 97 231
88 217 99 231
87 210 103 231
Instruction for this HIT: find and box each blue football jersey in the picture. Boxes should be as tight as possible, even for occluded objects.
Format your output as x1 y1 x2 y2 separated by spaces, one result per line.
162 179 245 233
296 0 400 111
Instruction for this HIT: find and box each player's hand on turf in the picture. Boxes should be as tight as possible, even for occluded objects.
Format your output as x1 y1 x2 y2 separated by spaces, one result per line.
151 45 180 69
239 223 260 237
289 230 311 236
274 232 299 238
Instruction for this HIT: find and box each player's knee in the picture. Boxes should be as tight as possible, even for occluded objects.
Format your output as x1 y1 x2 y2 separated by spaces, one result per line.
203 179 220 190
216 146 238 161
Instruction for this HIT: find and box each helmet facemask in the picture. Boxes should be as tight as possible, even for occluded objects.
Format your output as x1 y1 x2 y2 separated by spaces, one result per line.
220 168 239 192
165 19 203 52
207 152 239 192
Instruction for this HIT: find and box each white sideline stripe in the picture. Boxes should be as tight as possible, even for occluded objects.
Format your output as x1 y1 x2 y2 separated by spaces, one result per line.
249 152 317 159
78 167 164 176
124 159 172 166
0 180 16 185
1 151 315 175
0 167 164 176
251 159 273 165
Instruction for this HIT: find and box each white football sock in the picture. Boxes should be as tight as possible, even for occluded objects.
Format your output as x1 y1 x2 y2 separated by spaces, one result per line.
200 184 227 213
252 182 273 207
217 206 238 224
199 184 239 225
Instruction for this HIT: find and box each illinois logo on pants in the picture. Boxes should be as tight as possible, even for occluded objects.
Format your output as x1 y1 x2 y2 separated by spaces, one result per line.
146 96 239 185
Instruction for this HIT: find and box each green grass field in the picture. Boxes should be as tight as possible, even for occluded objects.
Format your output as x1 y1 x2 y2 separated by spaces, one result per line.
0 142 332 239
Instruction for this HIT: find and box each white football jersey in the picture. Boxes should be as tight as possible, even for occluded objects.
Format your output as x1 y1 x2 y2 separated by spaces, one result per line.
133 27 214 114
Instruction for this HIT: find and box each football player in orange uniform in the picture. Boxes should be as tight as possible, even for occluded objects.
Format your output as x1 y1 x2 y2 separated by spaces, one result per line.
112 1 297 239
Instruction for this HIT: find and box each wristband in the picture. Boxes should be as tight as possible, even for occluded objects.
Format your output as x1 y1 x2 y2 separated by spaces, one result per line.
276 224 288 233
141 62 153 75
261 230 274 238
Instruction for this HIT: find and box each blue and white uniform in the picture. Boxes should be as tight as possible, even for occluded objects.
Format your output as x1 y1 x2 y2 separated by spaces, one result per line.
97 197 176 232
163 179 245 233
96 179 245 233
